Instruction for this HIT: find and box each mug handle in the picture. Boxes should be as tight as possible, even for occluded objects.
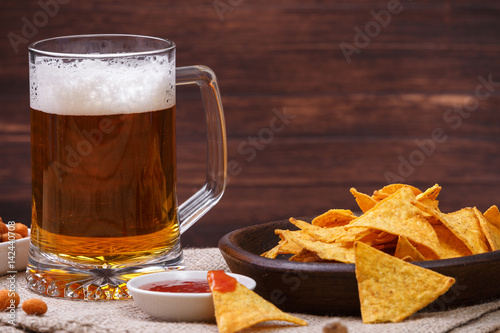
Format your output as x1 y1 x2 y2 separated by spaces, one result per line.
176 66 227 234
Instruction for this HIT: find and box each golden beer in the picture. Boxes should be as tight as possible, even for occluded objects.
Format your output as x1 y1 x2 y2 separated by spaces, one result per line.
27 35 226 300
30 107 179 266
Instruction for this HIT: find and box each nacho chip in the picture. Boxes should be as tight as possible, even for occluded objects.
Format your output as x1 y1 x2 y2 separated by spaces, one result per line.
371 191 390 201
289 249 327 262
474 207 500 251
282 230 355 263
288 218 370 244
347 187 442 258
412 202 488 255
414 244 440 260
262 230 305 258
275 229 314 254
372 232 398 247
350 188 377 213
354 242 455 323
373 241 398 252
415 184 442 221
311 209 356 228
432 223 472 259
289 218 345 243
416 184 441 201
394 236 425 261
372 184 422 201
261 244 280 259
334 228 374 244
208 270 307 333
425 215 441 225
355 231 385 247
417 198 441 221
484 205 500 229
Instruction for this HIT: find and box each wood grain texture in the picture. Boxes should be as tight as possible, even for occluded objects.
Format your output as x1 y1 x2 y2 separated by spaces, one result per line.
0 0 499 247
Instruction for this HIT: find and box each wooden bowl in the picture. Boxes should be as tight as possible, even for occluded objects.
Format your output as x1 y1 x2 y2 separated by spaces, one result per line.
218 218 500 316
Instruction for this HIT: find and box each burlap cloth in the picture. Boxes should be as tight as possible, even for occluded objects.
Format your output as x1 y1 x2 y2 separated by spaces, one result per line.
1 248 500 333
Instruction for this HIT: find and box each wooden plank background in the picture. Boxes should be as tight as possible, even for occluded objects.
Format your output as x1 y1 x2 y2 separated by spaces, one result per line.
1 0 499 247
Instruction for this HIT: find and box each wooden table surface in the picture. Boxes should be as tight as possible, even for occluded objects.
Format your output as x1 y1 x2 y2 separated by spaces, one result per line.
1 0 499 247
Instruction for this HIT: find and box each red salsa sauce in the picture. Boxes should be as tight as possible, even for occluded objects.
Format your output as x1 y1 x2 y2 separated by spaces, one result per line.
139 279 211 293
207 270 237 293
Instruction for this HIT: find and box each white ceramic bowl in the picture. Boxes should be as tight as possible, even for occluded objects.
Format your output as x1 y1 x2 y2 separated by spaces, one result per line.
127 270 256 322
0 229 30 276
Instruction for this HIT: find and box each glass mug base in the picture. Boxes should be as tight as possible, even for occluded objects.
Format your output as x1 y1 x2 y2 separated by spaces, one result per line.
26 243 184 300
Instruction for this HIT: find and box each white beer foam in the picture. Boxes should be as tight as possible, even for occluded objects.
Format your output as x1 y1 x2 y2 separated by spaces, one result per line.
30 55 175 115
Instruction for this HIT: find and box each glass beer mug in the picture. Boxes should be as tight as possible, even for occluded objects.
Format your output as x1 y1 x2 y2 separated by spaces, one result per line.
27 34 226 300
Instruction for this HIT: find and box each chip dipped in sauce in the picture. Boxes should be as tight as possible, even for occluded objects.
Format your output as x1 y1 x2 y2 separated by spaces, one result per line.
207 270 237 293
139 279 211 293
207 270 307 333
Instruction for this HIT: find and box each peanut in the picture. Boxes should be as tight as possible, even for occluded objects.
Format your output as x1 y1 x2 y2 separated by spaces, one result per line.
0 222 7 234
22 298 48 315
1 233 22 242
0 289 20 311
14 223 29 238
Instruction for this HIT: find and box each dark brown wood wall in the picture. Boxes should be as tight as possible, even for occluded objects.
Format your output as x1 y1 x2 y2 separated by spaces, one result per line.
1 0 499 247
